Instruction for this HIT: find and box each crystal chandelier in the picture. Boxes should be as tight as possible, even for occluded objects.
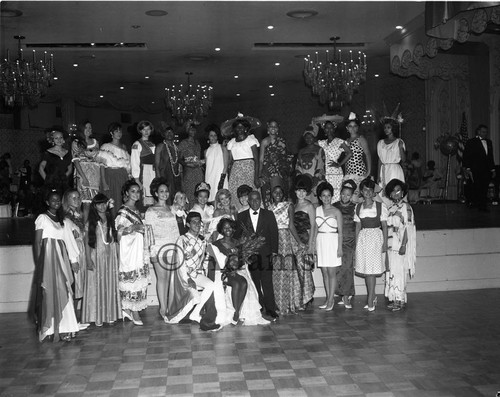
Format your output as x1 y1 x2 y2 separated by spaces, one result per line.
0 35 55 108
165 72 214 125
303 36 366 110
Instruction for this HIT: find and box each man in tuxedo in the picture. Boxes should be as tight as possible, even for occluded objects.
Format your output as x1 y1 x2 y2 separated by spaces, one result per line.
236 191 279 320
463 124 496 211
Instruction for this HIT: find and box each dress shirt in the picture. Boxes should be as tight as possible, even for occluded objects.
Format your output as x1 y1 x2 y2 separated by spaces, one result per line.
479 137 488 154
250 209 260 231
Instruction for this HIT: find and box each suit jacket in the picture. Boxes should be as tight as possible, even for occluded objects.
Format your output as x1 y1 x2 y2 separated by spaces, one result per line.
236 208 279 256
463 136 495 174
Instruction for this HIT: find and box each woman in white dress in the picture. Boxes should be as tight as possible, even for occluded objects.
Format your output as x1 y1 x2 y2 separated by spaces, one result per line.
204 125 229 202
144 177 180 320
310 182 343 311
377 118 406 194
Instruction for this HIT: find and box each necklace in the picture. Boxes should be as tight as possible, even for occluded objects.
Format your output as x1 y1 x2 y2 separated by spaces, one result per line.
98 221 110 245
164 140 180 177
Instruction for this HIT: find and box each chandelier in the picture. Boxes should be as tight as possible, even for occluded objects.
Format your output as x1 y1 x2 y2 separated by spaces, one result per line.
165 72 214 125
0 35 55 108
303 36 366 110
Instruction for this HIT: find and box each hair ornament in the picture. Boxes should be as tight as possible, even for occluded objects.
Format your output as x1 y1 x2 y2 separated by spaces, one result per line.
195 181 211 194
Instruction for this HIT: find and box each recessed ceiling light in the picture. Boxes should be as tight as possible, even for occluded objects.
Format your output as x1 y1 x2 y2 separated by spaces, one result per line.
151 101 155 104
236 93 241 97
0 9 23 17
267 25 274 30
99 95 104 98
374 74 380 77
274 62 280 66
119 42 124 46
286 10 318 19
396 25 403 30
269 85 273 88
234 75 239 79
145 76 150 79
53 77 58 80
145 10 168 17
215 47 221 52
270 93 275 97
90 43 95 46
73 63 78 67
120 86 124 90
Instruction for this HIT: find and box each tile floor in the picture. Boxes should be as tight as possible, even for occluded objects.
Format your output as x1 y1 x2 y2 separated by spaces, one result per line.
0 289 499 396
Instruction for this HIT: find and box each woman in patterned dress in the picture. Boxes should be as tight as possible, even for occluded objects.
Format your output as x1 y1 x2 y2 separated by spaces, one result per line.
259 120 292 206
384 179 416 312
295 125 324 204
227 118 260 211
115 180 151 326
268 182 303 315
179 123 204 206
144 177 180 320
344 114 372 203
155 124 182 204
131 120 156 207
71 121 102 221
318 121 352 203
354 178 388 312
377 118 406 196
292 176 315 309
333 180 357 309
310 182 343 311
98 122 131 218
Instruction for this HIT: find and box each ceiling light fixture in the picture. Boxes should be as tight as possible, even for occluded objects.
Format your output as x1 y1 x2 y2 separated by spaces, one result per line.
0 35 55 107
73 63 78 67
275 62 280 66
270 93 275 96
303 35 366 110
120 86 124 90
145 10 168 17
165 71 214 125
234 75 239 79
145 76 150 79
53 77 58 80
374 74 380 77
269 85 273 88
267 25 274 30
396 25 403 30
236 93 241 97
286 10 318 19
215 47 221 52
99 95 104 98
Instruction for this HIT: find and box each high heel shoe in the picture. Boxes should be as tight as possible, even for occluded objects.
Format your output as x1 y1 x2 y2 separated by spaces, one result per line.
343 296 353 309
367 297 378 312
318 302 328 309
122 310 133 322
132 317 143 326
325 302 335 311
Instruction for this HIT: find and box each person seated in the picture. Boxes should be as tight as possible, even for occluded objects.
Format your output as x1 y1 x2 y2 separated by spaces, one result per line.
421 160 442 198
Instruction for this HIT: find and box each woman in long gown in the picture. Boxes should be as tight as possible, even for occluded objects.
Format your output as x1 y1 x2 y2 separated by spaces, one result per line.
179 123 204 206
155 124 182 203
81 193 122 326
293 176 315 309
355 178 388 312
377 118 406 195
204 125 229 203
268 183 303 315
98 122 131 218
318 121 352 203
344 114 372 203
227 118 260 211
62 189 86 321
295 125 324 204
39 130 73 195
259 120 292 206
310 182 343 311
333 180 357 309
32 190 80 342
144 177 180 320
131 120 156 207
71 121 102 220
115 180 151 326
208 218 270 325
384 179 416 312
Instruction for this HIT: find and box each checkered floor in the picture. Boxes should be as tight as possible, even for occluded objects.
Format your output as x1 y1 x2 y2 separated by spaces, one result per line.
0 289 499 396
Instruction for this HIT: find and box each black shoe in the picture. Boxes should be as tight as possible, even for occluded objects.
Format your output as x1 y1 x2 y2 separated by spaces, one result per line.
266 310 279 320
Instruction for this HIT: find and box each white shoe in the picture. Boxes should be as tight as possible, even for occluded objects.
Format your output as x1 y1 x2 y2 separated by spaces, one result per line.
78 323 90 330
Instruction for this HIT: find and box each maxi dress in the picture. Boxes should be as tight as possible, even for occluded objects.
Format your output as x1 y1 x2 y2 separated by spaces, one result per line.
72 138 101 203
295 146 324 204
115 206 151 311
33 214 80 341
98 143 131 217
377 138 406 189
81 221 122 325
318 138 347 203
156 141 182 204
269 201 301 314
385 201 416 304
315 206 341 268
261 137 292 206
292 210 315 307
227 134 260 211
333 201 356 297
178 139 204 207
64 209 86 300
205 143 228 202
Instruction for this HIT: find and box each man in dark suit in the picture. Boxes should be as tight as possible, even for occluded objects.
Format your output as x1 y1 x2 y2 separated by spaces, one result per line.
463 124 496 212
236 190 279 320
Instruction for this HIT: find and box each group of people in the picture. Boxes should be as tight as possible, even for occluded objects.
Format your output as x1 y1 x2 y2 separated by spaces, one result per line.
31 112 419 342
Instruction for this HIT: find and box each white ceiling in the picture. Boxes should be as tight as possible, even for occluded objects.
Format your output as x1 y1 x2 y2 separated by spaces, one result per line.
0 1 425 111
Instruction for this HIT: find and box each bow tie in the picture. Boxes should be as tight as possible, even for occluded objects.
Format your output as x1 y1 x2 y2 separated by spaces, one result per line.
253 211 258 215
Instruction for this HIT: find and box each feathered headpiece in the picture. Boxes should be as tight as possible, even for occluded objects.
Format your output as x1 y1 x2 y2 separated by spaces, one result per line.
312 114 344 128
303 123 319 137
380 102 404 124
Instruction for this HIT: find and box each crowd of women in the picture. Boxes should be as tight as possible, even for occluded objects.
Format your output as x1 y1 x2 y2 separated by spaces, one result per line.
32 112 416 342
